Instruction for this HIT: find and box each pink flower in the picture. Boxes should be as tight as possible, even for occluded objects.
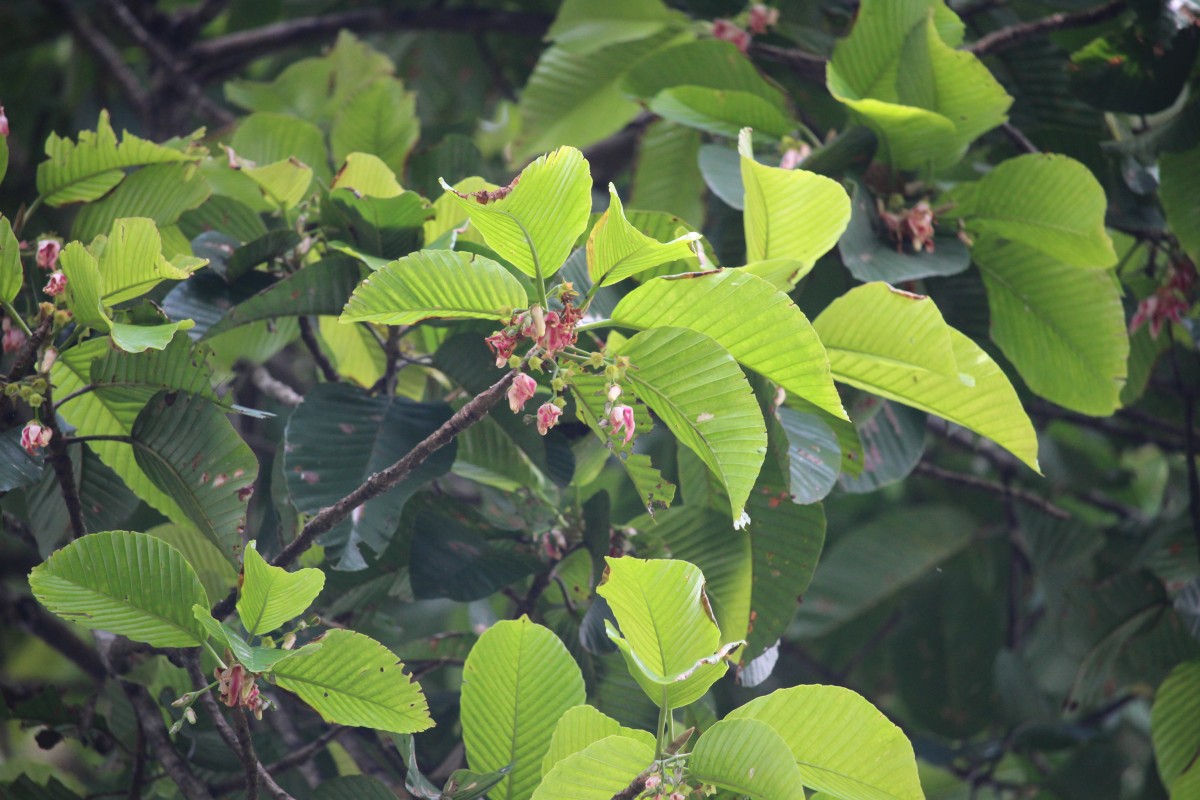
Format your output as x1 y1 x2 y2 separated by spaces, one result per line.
713 19 751 52
43 271 67 297
904 201 936 253
644 775 662 791
214 664 266 718
779 145 811 170
536 402 562 435
485 329 519 367
2 318 25 353
748 4 780 35
507 372 537 413
20 422 52 456
36 239 61 270
1131 259 1195 339
40 347 57 373
609 404 635 445
0 105 8 137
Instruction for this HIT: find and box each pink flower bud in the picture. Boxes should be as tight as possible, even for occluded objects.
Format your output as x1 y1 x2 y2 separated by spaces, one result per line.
607 384 622 403
779 145 810 170
713 19 751 52
2 318 26 354
508 372 538 413
644 775 662 791
748 4 780 35
536 402 562 435
609 404 636 445
670 793 687 800
20 422 52 456
43 271 67 297
0 105 8 137
40 347 57 373
36 239 62 270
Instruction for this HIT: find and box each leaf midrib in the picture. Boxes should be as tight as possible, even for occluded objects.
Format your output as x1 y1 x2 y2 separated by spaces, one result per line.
38 571 200 644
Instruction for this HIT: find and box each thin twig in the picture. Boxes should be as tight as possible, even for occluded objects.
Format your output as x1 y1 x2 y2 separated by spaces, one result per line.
42 386 88 539
212 369 517 618
913 461 1071 520
297 317 339 383
967 0 1128 58
122 683 216 800
749 41 828 83
1001 122 1039 154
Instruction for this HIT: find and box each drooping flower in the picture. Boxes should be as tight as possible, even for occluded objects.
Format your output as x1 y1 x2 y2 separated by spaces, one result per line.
507 372 537 413
1131 259 1195 339
485 329 520 367
609 404 636 445
779 144 811 170
36 239 62 270
20 422 52 456
904 201 936 253
43 271 67 297
2 317 25 353
644 775 662 791
536 402 562 435
0 105 8 138
713 18 752 52
747 4 780 35
214 663 266 718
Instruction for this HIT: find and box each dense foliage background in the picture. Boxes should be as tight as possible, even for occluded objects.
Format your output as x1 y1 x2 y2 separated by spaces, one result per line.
2 1 1199 799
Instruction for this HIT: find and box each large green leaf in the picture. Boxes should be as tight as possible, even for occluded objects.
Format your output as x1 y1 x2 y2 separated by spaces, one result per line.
791 506 974 638
531 735 654 800
98 218 201 305
236 541 325 636
71 163 211 244
728 685 923 800
739 129 851 271
631 121 704 227
326 189 432 261
814 282 1038 471
1160 145 1200 264
546 0 679 53
612 269 846 420
331 78 420 177
957 154 1117 268
204 256 362 338
0 215 22 304
587 184 700 286
244 158 314 209
1152 660 1200 795
331 152 403 198
540 705 656 777
271 628 432 734
616 327 767 521
144 523 236 609
975 236 1128 415
192 606 316 674
231 111 330 183
341 249 528 325
460 617 586 800
36 110 202 206
438 147 592 279
597 556 737 709
131 390 258 559
28 530 209 648
623 39 789 109
690 718 806 800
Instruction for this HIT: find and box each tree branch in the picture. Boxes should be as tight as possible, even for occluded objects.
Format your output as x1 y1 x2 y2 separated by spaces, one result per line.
245 365 303 408
297 317 339 384
1 587 107 681
610 728 693 800
967 0 1128 58
213 726 345 792
190 7 552 81
47 0 150 122
42 386 89 539
122 682 216 800
212 368 517 618
749 41 828 84
230 709 261 800
913 461 1071 520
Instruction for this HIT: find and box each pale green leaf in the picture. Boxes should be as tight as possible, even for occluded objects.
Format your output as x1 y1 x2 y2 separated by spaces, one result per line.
739 129 851 270
616 327 767 521
587 184 700 286
131 391 258 559
612 269 847 421
0 215 22 305
531 736 654 800
144 523 236 606
71 162 211 244
541 705 655 777
28 530 209 648
37 110 202 206
100 218 202 305
461 617 586 800
331 78 420 177
231 111 330 184
272 628 432 734
340 249 528 325
690 718 807 800
332 152 403 198
650 88 796 138
976 236 1128 415
245 158 314 209
961 153 1117 268
1152 660 1200 793
631 121 704 227
110 320 196 354
59 242 110 332
438 147 592 279
814 282 1039 471
728 685 923 800
191 606 315 673
546 0 678 54
424 176 496 245
236 541 325 636
597 556 737 709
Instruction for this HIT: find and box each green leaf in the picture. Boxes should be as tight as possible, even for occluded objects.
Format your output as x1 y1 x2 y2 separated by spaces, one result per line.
109 320 197 354
231 111 329 180
28 530 209 648
144 523 236 609
272 628 432 734
326 189 432 260
205 256 362 338
444 767 513 800
690 718 806 800
59 242 112 332
438 147 592 279
244 158 314 209
728 685 923 800
975 236 1128 416
331 78 420 177
1152 660 1200 793
587 184 700 286
773 406 841 503
224 229 303 282
546 0 678 54
652 88 795 139
623 39 789 108
36 110 202 207
0 216 22 304
631 121 704 227
540 705 656 777
409 512 541 602
597 556 737 709
236 541 324 636
814 282 1039 472
332 152 403 198
1160 145 1200 264
191 605 314 673
460 617 587 800
131 391 258 559
739 129 851 271
612 269 846 421
531 735 654 800
837 399 926 493
71 163 211 244
959 153 1117 268
100 218 202 305
791 506 974 638
341 249 528 325
616 327 767 521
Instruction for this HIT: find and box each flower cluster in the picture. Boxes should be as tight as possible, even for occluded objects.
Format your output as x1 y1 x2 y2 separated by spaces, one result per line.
713 4 780 53
877 199 936 253
485 297 584 368
1131 258 1195 339
214 663 267 719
